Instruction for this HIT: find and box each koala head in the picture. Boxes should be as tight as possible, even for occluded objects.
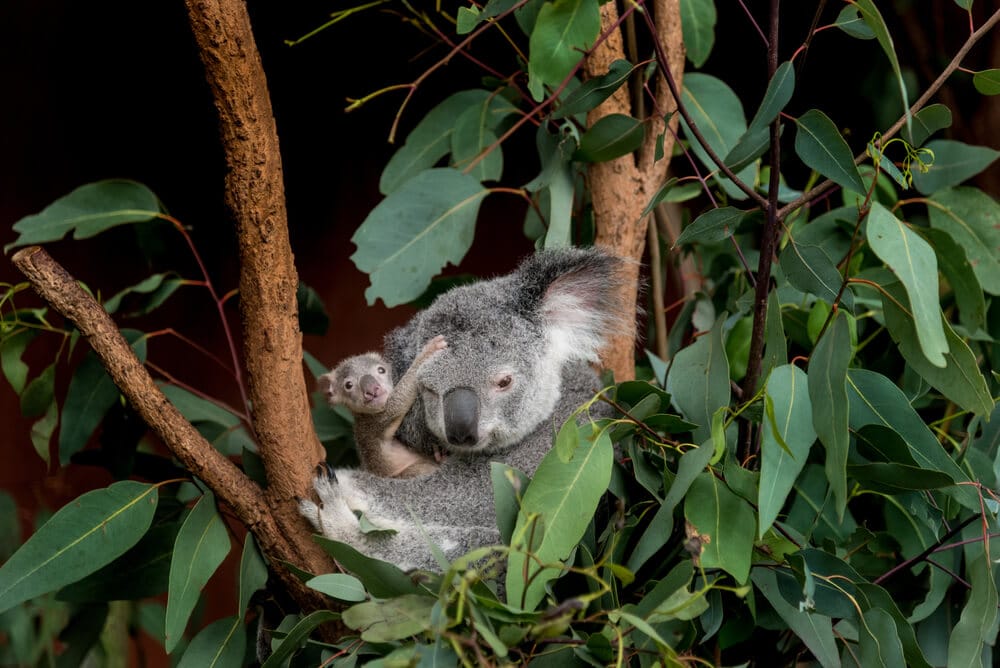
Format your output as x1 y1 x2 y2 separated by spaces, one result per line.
318 353 393 415
385 247 629 455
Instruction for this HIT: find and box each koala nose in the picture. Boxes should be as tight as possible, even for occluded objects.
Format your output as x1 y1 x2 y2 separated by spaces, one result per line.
443 387 479 446
360 375 382 401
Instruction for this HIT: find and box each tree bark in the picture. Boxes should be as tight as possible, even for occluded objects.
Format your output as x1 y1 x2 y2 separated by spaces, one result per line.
587 0 685 380
183 0 328 562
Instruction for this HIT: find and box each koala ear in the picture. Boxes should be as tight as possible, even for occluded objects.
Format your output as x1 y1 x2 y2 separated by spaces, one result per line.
515 248 633 364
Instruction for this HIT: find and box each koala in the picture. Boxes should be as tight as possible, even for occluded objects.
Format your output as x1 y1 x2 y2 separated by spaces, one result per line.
318 336 447 478
299 248 629 572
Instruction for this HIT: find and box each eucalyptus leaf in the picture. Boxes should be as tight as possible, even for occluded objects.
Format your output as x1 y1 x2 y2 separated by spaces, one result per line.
674 207 745 247
342 595 436 642
752 569 840 668
912 139 999 195
666 315 730 443
314 536 422 598
807 313 851 521
307 573 366 602
927 186 1000 294
684 472 754 583
834 5 875 39
526 0 600 100
574 113 644 163
947 554 998 668
0 481 158 615
680 0 716 68
794 109 866 196
553 59 633 119
176 616 244 668
915 227 986 332
903 104 952 147
260 611 341 668
855 0 910 135
973 68 1000 95
779 241 852 311
0 329 34 395
352 168 489 307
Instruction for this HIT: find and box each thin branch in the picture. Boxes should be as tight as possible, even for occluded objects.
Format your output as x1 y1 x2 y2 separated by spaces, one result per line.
874 513 979 585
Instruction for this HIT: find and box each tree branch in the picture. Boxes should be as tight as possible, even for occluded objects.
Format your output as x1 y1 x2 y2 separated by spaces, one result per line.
10 246 333 615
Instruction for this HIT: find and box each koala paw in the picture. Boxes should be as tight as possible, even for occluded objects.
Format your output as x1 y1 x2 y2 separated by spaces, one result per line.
297 469 361 539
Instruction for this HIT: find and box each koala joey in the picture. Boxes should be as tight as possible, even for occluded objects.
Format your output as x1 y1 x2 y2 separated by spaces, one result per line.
299 248 629 572
318 336 447 478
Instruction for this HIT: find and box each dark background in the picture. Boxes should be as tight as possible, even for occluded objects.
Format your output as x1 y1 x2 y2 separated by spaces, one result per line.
1 0 996 662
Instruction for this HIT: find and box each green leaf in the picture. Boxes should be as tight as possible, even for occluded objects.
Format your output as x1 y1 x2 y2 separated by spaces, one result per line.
903 104 952 147
674 207 745 247
761 289 787 381
779 240 853 311
0 492 19 561
794 109 866 196
807 312 851 521
752 568 840 668
927 186 1000 294
526 0 600 100
858 607 906 668
759 365 816 537
0 329 35 394
306 573 366 602
627 442 714 572
947 554 998 668
165 493 232 653
451 96 511 183
845 369 977 511
60 331 147 465
342 595 436 642
834 5 875 39
855 0 910 136
5 180 160 253
379 90 490 195
915 227 986 332
260 610 341 668
881 281 992 417
855 582 933 668
20 362 54 423
176 616 245 668
574 113 644 162
723 61 794 171
680 74 756 200
236 534 266 613
866 202 948 366
680 0 717 68
666 315 730 444
553 59 633 119
0 481 158 615
103 273 183 316
314 536 422 598
725 316 752 381
847 463 954 491
491 462 529 546
722 127 770 174
912 139 1000 195
352 168 488 307
973 68 1000 94
684 472 754 583
524 125 576 249
297 281 330 336
506 421 613 610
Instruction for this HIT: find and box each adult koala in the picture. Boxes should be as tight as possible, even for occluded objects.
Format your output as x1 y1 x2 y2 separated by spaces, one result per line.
300 247 628 571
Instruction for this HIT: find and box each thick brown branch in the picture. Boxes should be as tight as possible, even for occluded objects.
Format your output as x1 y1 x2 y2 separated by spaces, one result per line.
183 0 324 508
10 246 333 613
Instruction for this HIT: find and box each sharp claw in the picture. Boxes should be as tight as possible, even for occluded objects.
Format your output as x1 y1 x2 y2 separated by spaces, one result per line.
323 462 337 482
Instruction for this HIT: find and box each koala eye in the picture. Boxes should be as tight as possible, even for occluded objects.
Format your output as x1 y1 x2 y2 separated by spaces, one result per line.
344 380 354 391
377 366 387 375
496 374 513 390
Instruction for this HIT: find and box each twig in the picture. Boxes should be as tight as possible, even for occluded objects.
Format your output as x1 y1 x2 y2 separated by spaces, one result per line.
874 513 978 585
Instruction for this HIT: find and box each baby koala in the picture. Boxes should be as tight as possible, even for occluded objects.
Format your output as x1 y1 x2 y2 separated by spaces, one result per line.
318 335 447 478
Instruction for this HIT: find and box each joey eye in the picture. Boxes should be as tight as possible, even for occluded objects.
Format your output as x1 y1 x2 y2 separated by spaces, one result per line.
497 375 513 389
377 366 386 374
344 381 354 391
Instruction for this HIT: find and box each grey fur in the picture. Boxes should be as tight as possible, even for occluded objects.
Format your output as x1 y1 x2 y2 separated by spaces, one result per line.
299 248 628 571
318 336 446 478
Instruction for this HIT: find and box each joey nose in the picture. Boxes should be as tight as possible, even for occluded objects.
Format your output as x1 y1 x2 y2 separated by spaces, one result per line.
443 387 479 446
360 375 382 401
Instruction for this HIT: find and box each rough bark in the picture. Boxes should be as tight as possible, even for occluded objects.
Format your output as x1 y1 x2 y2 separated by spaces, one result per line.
11 247 332 617
587 0 685 380
183 0 328 560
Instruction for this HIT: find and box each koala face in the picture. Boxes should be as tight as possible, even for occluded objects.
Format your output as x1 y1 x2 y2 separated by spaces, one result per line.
320 353 394 415
385 248 629 457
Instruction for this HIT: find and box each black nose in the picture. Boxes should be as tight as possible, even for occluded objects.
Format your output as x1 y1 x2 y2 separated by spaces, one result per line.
443 387 479 446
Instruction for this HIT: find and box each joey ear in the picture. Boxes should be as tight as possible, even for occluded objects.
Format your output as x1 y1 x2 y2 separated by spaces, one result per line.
516 248 633 364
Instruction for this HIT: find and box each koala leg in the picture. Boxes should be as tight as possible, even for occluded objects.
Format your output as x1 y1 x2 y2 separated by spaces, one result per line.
297 467 365 539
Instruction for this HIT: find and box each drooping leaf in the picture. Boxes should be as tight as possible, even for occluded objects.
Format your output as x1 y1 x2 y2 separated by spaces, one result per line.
915 227 986 332
236 534 267 612
666 315 730 444
866 202 948 366
0 481 158 615
19 362 54 418
352 168 488 307
858 607 906 668
845 369 977 511
260 611 341 668
524 125 576 249
911 139 1000 195
342 595 436 642
880 281 992 416
165 493 232 653
761 289 788 382
5 180 160 253
574 113 644 163
680 0 716 68
553 59 633 119
947 554 998 668
834 5 875 39
752 568 840 668
855 0 911 135
759 365 816 537
807 313 851 520
1 329 36 395
379 90 490 194
903 104 952 147
491 462 530 546
927 186 1000 294
314 536 423 598
973 68 1000 95
723 61 795 171
855 582 933 668
674 207 745 247
779 240 853 311
684 472 755 583
59 331 147 465
526 0 600 100
794 109 866 196
451 95 513 183
103 273 183 316
506 421 613 610
175 616 244 668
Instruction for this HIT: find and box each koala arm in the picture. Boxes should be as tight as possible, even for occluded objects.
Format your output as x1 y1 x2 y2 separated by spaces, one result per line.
380 335 446 435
